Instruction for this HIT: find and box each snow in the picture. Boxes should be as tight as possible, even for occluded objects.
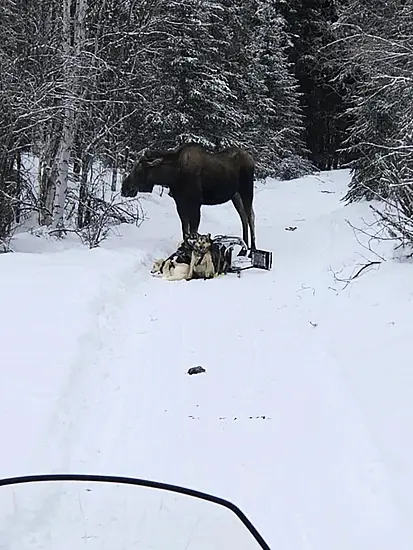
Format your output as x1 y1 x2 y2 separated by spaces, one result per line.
1 168 413 549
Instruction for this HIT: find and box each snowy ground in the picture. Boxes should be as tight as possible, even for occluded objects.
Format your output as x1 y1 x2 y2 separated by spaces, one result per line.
1 168 413 549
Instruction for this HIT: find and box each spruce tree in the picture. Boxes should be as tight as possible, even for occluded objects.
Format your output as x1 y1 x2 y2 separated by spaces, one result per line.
144 0 309 178
145 0 244 149
279 0 350 171
240 0 308 178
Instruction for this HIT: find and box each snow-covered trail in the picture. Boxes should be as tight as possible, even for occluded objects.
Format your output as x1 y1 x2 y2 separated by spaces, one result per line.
2 169 413 549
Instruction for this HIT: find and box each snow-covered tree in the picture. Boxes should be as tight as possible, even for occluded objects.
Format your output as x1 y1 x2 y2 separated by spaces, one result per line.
280 0 350 171
1 0 315 243
143 0 308 178
332 0 413 245
334 0 413 203
143 0 244 149
2 0 157 229
239 0 308 177
0 0 35 241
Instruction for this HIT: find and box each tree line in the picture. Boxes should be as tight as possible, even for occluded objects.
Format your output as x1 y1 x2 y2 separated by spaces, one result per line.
1 0 412 249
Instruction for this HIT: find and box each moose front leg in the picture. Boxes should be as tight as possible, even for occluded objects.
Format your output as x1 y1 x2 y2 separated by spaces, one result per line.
181 219 190 239
188 205 201 235
174 200 191 239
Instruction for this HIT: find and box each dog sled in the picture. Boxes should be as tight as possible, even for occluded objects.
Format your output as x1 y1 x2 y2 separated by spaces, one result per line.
151 233 272 281
212 235 273 277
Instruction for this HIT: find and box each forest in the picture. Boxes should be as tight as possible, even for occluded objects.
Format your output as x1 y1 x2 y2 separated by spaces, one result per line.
1 0 412 249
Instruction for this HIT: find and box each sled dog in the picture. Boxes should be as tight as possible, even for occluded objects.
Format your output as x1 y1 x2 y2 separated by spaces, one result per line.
151 257 190 281
151 234 197 281
151 233 216 281
187 233 216 280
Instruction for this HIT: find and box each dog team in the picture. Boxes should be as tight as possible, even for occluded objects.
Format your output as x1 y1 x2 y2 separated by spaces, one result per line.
151 233 230 282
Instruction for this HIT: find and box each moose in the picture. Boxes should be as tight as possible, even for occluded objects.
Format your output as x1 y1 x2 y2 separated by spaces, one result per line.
121 142 256 251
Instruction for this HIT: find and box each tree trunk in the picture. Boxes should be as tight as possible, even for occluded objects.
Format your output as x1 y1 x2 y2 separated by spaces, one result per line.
14 151 22 224
77 154 92 228
111 164 117 192
46 0 88 230
52 106 75 229
38 127 59 226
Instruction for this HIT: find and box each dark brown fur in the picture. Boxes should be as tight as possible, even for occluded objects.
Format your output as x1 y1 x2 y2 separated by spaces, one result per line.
121 143 256 250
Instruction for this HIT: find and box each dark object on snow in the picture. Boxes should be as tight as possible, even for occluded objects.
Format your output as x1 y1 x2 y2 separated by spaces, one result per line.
188 366 206 375
121 143 256 250
285 226 297 231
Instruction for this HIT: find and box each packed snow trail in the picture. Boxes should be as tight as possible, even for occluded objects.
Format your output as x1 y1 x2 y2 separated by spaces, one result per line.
2 169 413 549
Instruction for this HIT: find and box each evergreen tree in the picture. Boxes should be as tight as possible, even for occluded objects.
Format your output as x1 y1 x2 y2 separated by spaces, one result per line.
279 0 350 170
240 0 308 177
145 0 244 149
145 0 309 178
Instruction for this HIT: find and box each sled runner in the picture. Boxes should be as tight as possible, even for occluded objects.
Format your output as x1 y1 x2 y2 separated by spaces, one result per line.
212 235 273 276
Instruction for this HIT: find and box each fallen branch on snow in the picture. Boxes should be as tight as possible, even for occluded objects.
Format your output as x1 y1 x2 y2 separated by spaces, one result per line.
332 260 382 290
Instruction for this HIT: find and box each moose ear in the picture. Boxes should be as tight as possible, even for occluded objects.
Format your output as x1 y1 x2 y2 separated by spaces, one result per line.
146 157 163 167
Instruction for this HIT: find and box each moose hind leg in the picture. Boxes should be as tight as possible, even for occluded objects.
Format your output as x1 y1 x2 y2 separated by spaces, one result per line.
239 188 256 251
245 203 256 251
231 193 249 250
